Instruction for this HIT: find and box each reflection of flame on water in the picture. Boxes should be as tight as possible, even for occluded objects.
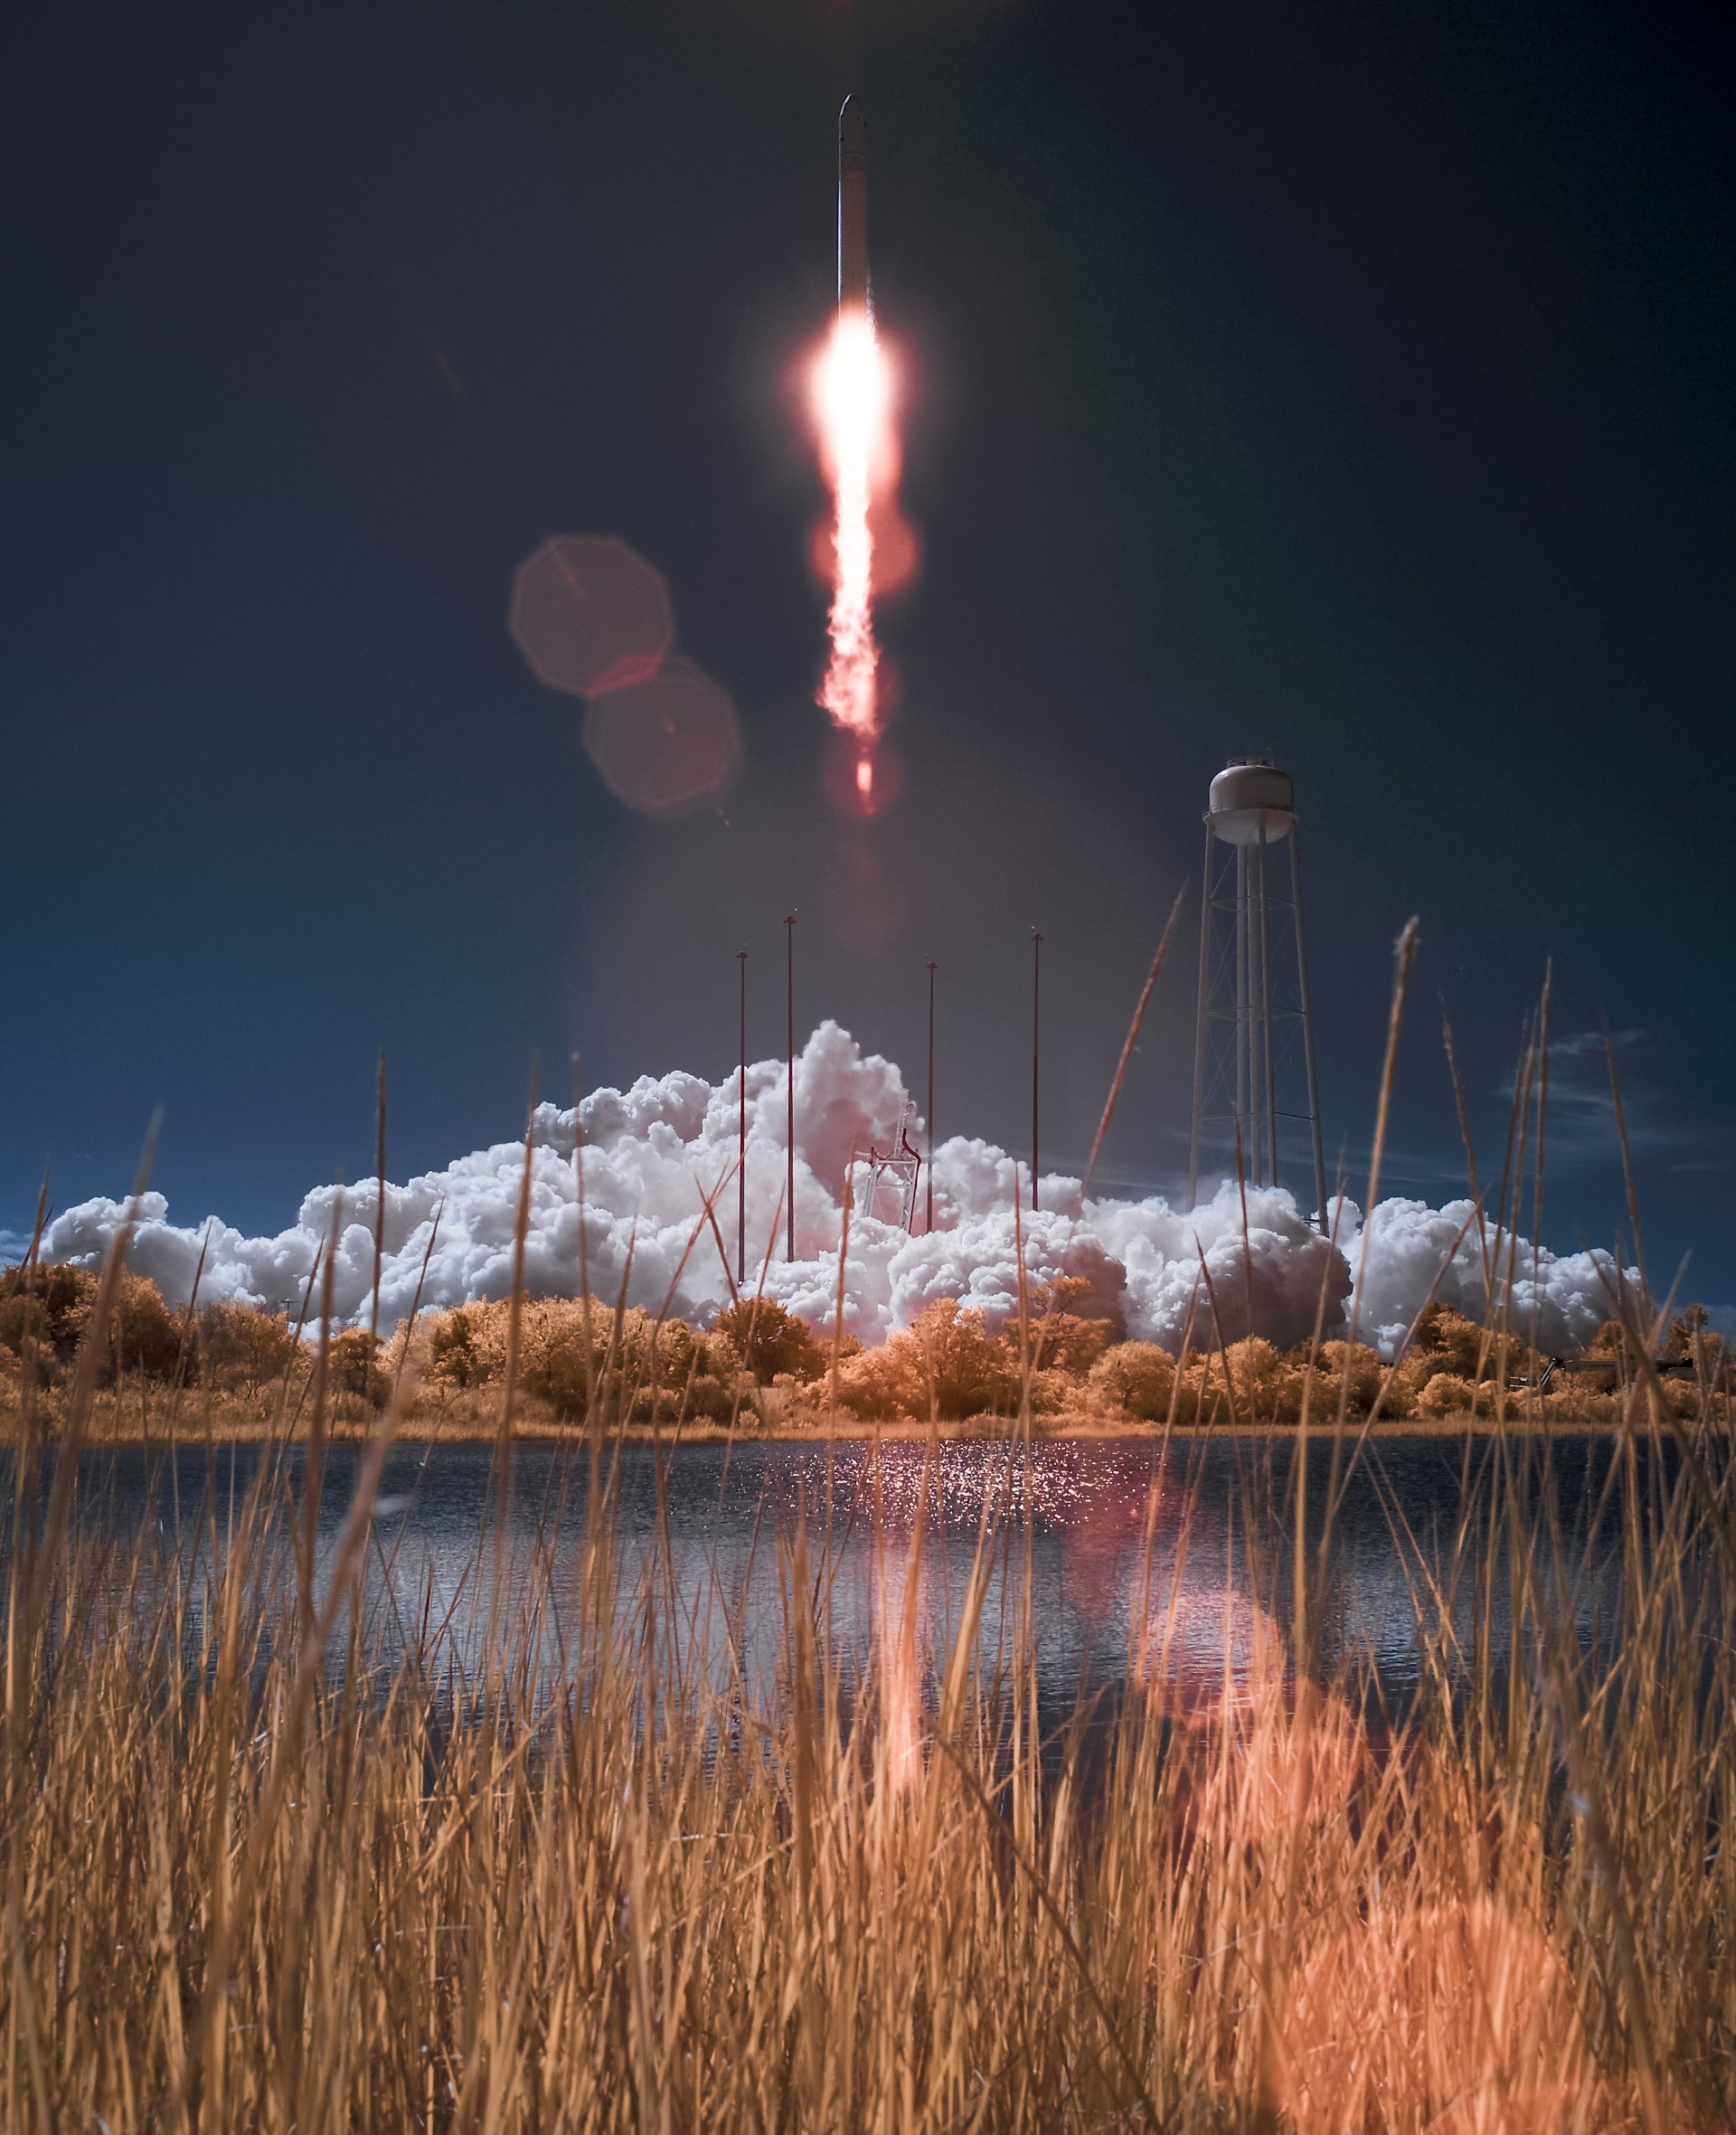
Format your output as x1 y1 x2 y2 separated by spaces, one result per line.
874 1529 924 1796
791 1440 1162 1538
865 1450 929 1799
1060 1483 1149 1622
1135 1576 1285 1719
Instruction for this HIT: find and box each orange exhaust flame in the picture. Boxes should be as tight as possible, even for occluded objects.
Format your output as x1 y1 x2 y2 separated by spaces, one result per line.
813 306 893 800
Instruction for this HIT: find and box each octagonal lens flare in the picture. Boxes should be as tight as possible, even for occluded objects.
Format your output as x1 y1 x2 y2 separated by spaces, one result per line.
510 535 674 698
582 657 741 816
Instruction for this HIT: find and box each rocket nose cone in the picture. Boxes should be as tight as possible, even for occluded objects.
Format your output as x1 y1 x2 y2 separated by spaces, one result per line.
838 97 868 170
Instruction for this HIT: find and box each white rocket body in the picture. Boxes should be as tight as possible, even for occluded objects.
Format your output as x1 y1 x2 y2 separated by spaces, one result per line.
838 98 869 316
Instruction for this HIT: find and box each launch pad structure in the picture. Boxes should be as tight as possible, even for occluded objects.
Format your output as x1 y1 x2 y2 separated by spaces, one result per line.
858 1100 924 1231
1187 759 1328 1225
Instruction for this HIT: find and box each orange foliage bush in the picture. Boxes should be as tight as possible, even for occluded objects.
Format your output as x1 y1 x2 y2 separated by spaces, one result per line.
105 1274 184 1383
203 1302 297 1391
711 1298 826 1384
1088 1343 1175 1422
0 1261 99 1371
837 1299 1019 1422
416 1297 739 1422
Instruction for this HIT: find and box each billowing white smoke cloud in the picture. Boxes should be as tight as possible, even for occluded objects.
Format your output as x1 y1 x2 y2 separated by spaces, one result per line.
1330 1196 1628 1358
35 1022 1631 1357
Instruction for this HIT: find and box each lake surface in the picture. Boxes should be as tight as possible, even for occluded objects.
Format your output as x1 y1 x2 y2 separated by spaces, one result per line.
37 1431 1643 1728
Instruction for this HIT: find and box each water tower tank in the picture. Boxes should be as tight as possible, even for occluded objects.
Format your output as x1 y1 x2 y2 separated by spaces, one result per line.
1207 759 1294 846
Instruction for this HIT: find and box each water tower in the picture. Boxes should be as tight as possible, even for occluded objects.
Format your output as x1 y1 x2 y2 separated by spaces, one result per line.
1187 759 1327 1223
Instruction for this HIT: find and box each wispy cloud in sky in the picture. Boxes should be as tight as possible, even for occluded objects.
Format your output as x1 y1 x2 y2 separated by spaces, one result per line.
1498 1028 1703 1170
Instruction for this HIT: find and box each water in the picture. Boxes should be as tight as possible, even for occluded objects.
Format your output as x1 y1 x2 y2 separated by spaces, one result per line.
34 1431 1641 1727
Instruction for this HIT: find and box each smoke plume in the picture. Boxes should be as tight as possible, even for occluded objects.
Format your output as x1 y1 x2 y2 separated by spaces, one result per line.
36 1023 1629 1357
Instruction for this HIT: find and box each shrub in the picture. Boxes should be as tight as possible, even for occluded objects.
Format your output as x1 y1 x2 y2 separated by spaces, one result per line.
1089 1343 1175 1422
322 1328 382 1403
1163 1359 1213 1427
514 1301 604 1414
1219 1337 1287 1419
711 1299 826 1384
1411 1303 1533 1383
203 1302 297 1391
1027 1367 1080 1418
1541 1385 1622 1427
1665 1304 1731 1384
417 1297 740 1422
837 1299 1019 1422
1386 1353 1439 1417
1417 1371 1477 1419
1287 1364 1351 1422
1256 1362 1326 1425
627 1315 737 1422
1317 1341 1385 1413
0 1261 99 1365
835 1341 924 1422
1026 1278 1122 1378
908 1299 1020 1419
1663 1375 1702 1419
1411 1305 1488 1380
0 1265 183 1384
107 1275 184 1383
765 1373 827 1431
525 1302 736 1423
1665 1304 1712 1360
426 1305 489 1388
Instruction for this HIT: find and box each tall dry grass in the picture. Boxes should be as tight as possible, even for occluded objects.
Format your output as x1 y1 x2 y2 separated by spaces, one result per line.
3 1252 1733 2130
2 956 1732 2130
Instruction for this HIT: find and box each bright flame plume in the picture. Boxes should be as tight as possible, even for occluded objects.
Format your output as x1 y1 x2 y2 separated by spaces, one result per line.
813 307 892 802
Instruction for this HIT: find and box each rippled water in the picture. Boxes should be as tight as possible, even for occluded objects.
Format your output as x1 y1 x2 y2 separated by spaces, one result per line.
41 1431 1638 1726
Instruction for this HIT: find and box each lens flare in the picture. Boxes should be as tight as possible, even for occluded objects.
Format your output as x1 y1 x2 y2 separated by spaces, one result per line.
813 307 893 800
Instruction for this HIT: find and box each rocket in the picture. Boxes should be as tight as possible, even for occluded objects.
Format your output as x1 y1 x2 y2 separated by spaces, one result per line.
837 97 870 316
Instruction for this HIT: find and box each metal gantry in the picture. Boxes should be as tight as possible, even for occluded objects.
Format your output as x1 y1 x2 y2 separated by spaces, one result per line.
859 1099 925 1231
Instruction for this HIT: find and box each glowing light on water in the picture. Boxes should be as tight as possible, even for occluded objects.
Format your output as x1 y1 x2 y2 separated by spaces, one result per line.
874 1522 926 1798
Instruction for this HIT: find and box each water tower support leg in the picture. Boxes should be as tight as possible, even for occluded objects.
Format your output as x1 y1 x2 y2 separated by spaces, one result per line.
1235 845 1250 1160
1259 822 1279 1191
1290 828 1328 1228
1188 819 1214 1209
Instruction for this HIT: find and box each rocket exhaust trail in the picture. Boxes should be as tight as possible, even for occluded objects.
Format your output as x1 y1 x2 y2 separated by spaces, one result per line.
815 96 891 806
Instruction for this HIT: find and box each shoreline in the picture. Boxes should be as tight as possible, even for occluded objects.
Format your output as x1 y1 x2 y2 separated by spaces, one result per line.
1 1409 1671 1450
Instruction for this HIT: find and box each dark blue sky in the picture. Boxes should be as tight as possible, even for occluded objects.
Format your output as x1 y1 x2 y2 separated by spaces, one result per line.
4 0 1731 1304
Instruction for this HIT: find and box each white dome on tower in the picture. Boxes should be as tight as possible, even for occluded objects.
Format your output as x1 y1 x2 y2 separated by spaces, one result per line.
1207 758 1295 846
